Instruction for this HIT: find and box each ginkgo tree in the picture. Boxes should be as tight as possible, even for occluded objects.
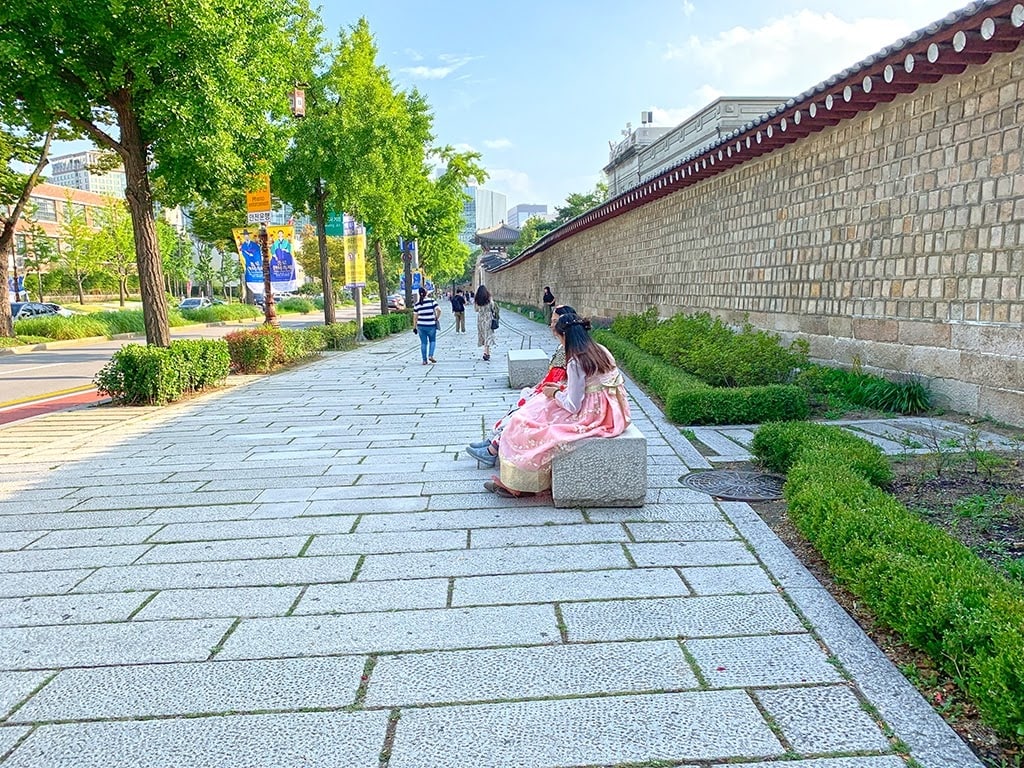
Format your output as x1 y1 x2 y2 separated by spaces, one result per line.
0 0 320 344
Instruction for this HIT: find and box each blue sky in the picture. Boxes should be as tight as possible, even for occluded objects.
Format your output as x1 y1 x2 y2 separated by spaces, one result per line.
48 0 966 214
325 0 964 212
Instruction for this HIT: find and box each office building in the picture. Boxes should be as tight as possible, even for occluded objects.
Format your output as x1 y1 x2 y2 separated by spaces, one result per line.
506 204 549 229
459 185 508 247
48 150 128 197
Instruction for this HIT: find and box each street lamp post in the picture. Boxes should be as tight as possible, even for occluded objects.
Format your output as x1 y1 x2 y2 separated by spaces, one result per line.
259 223 278 326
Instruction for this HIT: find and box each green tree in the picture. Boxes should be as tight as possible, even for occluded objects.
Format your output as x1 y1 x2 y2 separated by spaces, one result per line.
297 234 346 291
550 182 609 228
57 194 100 305
0 123 56 334
92 198 136 307
19 204 58 303
189 186 248 255
1 0 320 344
217 252 243 302
410 147 487 287
276 18 434 319
507 216 548 258
194 244 216 300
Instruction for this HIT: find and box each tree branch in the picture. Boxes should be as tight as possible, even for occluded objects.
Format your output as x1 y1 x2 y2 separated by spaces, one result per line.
56 111 124 158
0 125 56 256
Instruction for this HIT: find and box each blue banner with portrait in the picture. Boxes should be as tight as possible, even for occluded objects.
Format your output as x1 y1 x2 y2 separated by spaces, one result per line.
232 226 298 295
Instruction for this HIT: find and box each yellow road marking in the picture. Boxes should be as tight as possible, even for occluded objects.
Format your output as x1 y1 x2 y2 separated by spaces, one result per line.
0 385 97 410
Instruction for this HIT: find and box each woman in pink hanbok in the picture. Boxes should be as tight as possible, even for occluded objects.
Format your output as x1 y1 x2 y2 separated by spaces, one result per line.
484 313 631 497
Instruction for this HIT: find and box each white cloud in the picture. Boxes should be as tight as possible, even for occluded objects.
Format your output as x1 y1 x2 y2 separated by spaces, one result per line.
400 53 476 81
404 48 423 61
682 0 695 16
482 138 513 150
664 10 933 97
485 168 534 203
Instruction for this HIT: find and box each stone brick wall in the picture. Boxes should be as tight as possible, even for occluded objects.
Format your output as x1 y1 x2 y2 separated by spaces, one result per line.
485 47 1024 425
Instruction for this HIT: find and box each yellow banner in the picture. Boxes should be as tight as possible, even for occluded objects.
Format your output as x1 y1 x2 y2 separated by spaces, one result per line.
342 214 367 287
245 175 271 213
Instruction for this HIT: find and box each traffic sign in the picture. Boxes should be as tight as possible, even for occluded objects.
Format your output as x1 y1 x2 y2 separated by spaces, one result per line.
247 211 272 224
246 174 272 213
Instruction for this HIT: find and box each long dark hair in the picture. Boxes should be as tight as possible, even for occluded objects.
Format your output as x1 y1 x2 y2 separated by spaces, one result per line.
555 313 613 376
475 285 491 306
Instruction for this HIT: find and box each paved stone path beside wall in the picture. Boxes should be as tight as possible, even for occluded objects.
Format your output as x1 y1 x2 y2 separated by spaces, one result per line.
0 310 980 767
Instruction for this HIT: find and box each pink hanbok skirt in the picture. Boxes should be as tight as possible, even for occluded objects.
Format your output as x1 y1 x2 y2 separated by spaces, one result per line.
498 370 631 493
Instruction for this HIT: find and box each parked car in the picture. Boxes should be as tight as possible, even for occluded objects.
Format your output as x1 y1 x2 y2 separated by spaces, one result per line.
179 297 212 310
387 294 406 310
9 302 59 321
40 302 76 317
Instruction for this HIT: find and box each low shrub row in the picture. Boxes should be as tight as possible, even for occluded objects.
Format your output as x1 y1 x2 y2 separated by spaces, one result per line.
595 329 809 425
363 310 410 339
94 339 230 405
275 297 316 314
179 304 261 323
224 326 325 374
751 422 1024 738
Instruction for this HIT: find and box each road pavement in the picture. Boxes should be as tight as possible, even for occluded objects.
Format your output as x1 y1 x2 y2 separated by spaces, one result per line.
0 306 377 408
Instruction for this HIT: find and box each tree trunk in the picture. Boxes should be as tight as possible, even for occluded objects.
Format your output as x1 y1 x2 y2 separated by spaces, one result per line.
119 276 127 307
37 268 45 303
314 182 336 325
115 98 169 346
76 273 84 306
375 238 387 316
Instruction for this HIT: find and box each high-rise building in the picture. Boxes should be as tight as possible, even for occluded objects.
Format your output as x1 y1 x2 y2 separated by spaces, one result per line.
506 204 549 229
48 150 128 197
459 185 508 247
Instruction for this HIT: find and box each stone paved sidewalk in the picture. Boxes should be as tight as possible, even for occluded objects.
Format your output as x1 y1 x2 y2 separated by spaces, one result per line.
0 310 979 767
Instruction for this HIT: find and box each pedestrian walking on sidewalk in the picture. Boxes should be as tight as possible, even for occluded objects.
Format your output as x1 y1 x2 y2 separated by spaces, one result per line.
450 289 467 333
475 285 498 361
412 288 441 364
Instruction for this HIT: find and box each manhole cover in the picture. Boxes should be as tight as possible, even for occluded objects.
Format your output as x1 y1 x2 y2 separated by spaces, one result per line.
680 470 784 501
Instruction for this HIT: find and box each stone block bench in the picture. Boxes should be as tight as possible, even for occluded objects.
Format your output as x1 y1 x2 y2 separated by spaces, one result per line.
551 424 647 508
507 348 550 389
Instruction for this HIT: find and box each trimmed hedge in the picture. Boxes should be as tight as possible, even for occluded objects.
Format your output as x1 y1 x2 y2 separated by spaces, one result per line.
310 321 359 350
275 297 315 314
667 384 809 426
93 339 230 405
363 310 410 339
752 421 1024 737
179 304 261 323
594 329 809 425
224 326 326 373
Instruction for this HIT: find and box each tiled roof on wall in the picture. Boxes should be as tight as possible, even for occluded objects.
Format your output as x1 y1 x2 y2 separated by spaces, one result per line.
490 0 1024 272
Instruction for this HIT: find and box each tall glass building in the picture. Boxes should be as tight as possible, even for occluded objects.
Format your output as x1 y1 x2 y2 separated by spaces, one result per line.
459 185 508 247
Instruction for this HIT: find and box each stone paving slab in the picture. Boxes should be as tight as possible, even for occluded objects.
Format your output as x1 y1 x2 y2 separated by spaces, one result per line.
0 669 51 717
0 532 45 551
148 516 357 543
305 529 466 557
26 525 164 550
137 535 308 565
0 544 150 574
686 633 843 686
563 594 805 641
135 586 302 620
627 540 758 567
682 564 777 594
12 656 367 721
218 604 560 659
71 554 359 593
367 639 698 706
0 592 149 627
0 570 93 599
69 490 261 511
722 759 904 768
357 543 631 581
755 684 891 754
0 510 152 533
295 578 450 615
626 520 739 541
468 522 628 548
387 691 782 768
451 568 692 606
586 502 723 522
0 618 233 670
0 726 29 757
3 711 388 768
353 507 584 532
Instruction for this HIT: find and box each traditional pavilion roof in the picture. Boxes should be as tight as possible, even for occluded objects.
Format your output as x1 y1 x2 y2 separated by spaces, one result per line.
486 0 1023 272
473 221 520 245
